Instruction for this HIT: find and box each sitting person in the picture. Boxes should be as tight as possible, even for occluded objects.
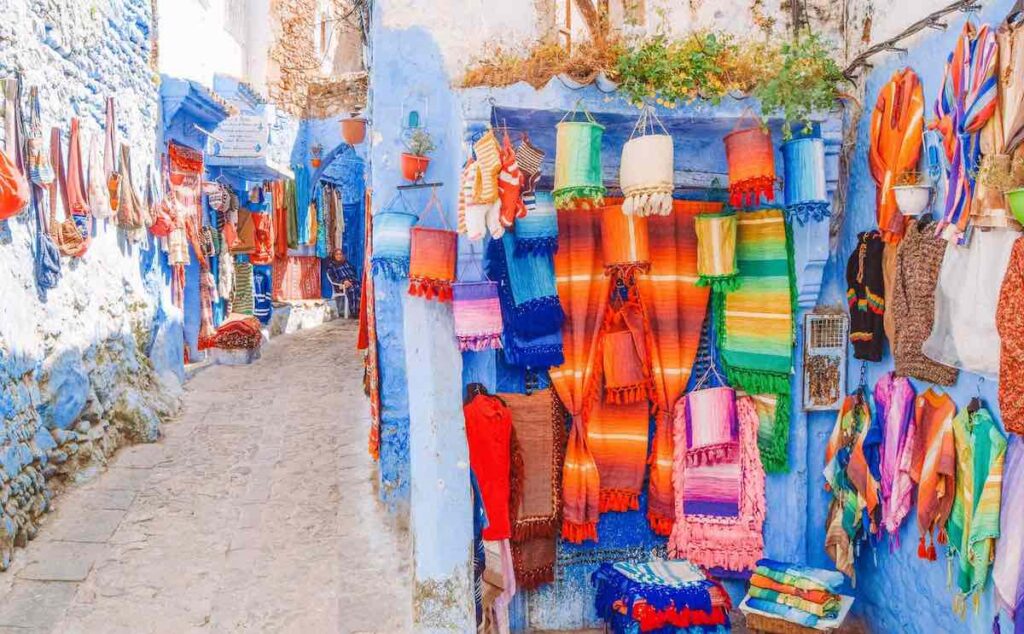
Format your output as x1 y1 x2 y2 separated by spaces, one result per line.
325 248 359 317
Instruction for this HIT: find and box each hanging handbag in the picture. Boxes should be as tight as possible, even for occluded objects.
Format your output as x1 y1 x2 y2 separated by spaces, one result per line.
25 87 52 187
116 143 147 234
408 188 457 302
49 127 88 257
0 79 30 221
452 244 503 351
370 192 417 279
104 97 121 212
148 163 173 237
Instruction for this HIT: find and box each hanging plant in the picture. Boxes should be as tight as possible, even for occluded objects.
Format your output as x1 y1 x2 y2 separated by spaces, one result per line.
753 31 844 138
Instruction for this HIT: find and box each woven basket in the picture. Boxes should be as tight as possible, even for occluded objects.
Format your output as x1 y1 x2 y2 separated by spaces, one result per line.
744 611 833 634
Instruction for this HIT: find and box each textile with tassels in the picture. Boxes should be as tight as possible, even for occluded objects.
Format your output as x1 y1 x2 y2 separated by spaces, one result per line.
694 211 738 292
724 124 776 208
600 300 651 405
782 125 830 225
514 191 558 257
370 195 417 280
490 232 563 338
620 108 674 217
553 106 605 210
408 190 457 301
602 200 650 281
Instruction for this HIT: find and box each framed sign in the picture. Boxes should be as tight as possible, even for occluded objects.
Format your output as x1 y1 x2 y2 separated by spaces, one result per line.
210 115 269 158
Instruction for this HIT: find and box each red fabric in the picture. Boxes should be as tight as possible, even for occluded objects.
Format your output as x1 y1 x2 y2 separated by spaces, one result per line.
250 212 274 265
272 181 289 259
272 256 322 300
465 394 513 540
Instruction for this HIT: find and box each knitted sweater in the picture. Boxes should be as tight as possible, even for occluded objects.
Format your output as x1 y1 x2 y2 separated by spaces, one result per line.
847 231 887 361
891 219 958 385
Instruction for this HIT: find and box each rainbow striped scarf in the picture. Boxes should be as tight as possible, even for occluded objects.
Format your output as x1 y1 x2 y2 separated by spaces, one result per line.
716 207 795 472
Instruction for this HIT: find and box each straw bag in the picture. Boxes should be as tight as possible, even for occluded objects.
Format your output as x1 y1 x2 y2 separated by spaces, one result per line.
49 126 89 258
620 107 674 217
408 188 457 302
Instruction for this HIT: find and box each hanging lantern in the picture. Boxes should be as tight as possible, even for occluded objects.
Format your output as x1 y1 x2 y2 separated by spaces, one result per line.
781 124 830 224
694 212 739 292
407 191 457 301
620 108 674 216
602 199 650 281
370 204 418 280
553 109 605 211
724 125 776 208
453 280 504 351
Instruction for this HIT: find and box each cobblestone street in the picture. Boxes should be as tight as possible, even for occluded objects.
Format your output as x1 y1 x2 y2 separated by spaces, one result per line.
0 320 410 634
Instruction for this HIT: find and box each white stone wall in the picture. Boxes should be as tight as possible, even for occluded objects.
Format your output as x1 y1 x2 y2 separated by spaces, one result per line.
0 0 177 570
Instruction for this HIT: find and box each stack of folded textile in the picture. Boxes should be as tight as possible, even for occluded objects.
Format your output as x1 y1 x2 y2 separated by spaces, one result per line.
743 559 844 629
592 560 732 634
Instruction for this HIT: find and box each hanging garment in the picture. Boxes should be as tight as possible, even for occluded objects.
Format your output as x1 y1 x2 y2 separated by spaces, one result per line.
314 184 329 258
232 261 254 316
285 178 298 249
294 166 312 246
587 394 649 515
497 132 525 229
505 389 562 590
217 249 233 302
869 68 925 243
599 301 651 405
116 143 147 235
947 406 1006 614
250 212 274 265
891 219 958 385
465 393 513 541
637 200 718 532
670 393 765 572
781 126 830 224
252 265 273 325
514 191 558 256
272 255 322 301
993 437 1024 630
48 126 90 258
999 237 1024 435
923 228 1016 378
549 208 610 543
84 130 111 220
601 200 650 281
185 216 218 350
553 114 605 210
487 232 563 339
718 208 795 472
846 230 887 362
25 87 52 188
473 130 502 206
869 372 917 547
270 181 288 258
882 242 898 350
823 389 875 580
694 211 739 292
514 136 544 194
933 22 999 243
487 235 564 370
910 388 956 560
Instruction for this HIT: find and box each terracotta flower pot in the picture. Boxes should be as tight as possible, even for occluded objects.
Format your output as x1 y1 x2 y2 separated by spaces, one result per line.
311 158 322 168
401 153 430 181
342 118 367 145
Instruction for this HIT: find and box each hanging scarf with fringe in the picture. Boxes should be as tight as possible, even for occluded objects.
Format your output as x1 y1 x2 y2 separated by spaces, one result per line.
514 191 558 257
694 211 739 292
636 200 718 535
453 281 504 352
669 393 765 573
587 395 649 515
370 205 417 280
716 207 795 472
491 231 563 338
550 208 610 543
602 199 650 281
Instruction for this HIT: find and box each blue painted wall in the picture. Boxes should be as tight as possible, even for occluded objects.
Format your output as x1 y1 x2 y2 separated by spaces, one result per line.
812 3 1017 632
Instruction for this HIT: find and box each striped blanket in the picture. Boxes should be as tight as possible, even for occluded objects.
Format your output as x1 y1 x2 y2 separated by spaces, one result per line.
550 208 610 543
717 207 795 472
637 200 718 534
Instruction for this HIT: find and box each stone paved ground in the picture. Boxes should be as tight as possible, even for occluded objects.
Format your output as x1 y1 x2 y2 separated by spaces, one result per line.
0 320 411 634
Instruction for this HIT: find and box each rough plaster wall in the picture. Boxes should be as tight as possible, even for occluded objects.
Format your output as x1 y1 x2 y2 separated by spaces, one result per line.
0 0 179 571
810 1 1017 632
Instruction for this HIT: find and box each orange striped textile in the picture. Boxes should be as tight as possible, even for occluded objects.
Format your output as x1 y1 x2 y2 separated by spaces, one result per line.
636 199 720 534
408 226 457 302
550 206 611 543
602 200 650 280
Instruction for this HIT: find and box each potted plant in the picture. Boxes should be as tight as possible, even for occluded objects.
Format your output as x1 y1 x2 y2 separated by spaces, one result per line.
891 171 931 217
341 112 367 145
310 143 323 168
401 129 435 181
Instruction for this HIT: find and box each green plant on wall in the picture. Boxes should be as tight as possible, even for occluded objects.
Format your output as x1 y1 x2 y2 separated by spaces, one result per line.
753 31 844 138
404 129 436 157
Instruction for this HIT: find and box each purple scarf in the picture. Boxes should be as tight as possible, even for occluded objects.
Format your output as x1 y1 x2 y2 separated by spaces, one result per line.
870 372 916 548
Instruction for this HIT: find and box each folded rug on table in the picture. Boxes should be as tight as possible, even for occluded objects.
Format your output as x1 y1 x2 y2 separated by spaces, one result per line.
754 558 845 593
749 573 837 606
716 208 795 472
748 585 838 619
746 597 819 628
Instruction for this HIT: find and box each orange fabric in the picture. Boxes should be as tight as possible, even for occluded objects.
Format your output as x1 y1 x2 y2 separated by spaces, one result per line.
724 127 776 207
749 574 836 605
869 68 925 243
250 212 274 265
408 226 457 302
602 201 650 278
910 388 957 547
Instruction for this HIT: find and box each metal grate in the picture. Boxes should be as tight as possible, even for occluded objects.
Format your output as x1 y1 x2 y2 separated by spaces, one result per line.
802 312 848 412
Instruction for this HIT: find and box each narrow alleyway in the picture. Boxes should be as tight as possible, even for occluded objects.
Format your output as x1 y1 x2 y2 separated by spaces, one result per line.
0 320 411 634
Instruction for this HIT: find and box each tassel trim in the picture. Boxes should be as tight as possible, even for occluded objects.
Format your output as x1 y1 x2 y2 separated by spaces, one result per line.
785 200 831 225
511 344 565 369
510 295 565 338
599 488 640 513
622 189 674 217
457 333 503 352
371 257 410 280
512 517 560 542
408 276 454 302
604 382 652 405
685 442 739 468
647 511 674 537
562 519 598 544
729 177 776 208
513 562 555 592
757 392 791 474
553 186 606 211
514 236 559 256
696 274 740 293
